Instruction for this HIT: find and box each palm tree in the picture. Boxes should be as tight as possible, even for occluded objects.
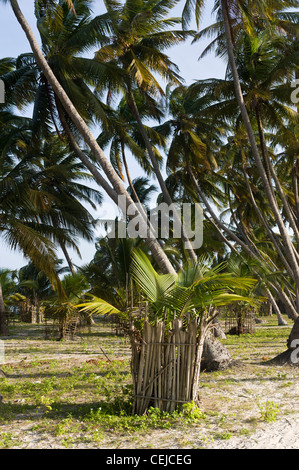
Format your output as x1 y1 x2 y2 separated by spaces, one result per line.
0 269 18 334
45 271 89 339
186 28 299 319
0 104 102 270
81 235 144 310
159 84 227 210
81 175 161 309
96 91 163 204
0 130 61 334
78 249 258 412
13 262 54 323
180 0 299 320
154 109 287 326
22 135 103 273
182 0 299 317
4 0 176 275
0 93 104 331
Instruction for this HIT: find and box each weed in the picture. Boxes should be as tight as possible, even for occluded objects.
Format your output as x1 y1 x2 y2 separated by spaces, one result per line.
258 400 280 423
181 402 206 422
0 432 20 448
239 428 251 436
214 432 232 440
279 381 293 388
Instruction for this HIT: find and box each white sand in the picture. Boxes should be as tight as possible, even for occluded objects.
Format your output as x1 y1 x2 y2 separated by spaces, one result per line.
208 415 299 449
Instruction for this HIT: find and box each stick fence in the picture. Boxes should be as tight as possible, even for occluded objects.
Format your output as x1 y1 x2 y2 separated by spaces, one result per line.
130 318 205 415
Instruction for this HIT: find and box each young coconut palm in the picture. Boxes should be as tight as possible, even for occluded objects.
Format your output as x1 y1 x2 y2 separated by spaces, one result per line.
78 249 258 412
79 248 258 322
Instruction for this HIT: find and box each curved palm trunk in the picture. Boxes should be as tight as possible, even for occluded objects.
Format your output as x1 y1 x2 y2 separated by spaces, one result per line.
293 164 299 230
187 159 298 321
255 107 299 248
220 0 299 314
57 102 176 275
241 160 294 278
9 0 175 276
61 242 76 274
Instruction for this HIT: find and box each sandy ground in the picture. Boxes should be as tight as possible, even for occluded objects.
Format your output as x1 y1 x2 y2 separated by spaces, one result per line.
14 421 299 449
6 412 299 449
2 322 299 450
209 416 299 449
3 363 299 450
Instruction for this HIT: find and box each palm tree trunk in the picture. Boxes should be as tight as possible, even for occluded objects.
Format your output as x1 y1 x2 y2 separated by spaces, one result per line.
187 157 299 321
220 0 299 313
293 164 299 229
187 160 256 257
266 288 288 326
242 160 294 278
255 106 299 247
56 101 176 275
61 242 76 274
271 283 298 321
121 142 141 204
293 163 299 254
9 0 175 276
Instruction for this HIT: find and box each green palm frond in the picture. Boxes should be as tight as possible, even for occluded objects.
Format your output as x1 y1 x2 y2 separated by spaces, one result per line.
77 294 122 316
130 249 176 303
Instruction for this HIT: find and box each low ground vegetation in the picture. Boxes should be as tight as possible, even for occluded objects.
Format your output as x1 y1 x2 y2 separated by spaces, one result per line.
0 316 297 449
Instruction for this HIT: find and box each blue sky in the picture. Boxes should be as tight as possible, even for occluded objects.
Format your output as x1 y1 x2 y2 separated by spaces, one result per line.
0 0 226 271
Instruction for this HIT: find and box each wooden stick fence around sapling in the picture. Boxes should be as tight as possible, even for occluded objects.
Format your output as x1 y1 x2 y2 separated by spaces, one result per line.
129 317 207 415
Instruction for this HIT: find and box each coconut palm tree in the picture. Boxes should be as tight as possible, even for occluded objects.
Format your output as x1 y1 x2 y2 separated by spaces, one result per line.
81 235 144 310
45 271 90 339
4 0 176 275
21 134 103 273
0 126 61 334
93 0 198 262
96 90 164 203
0 100 105 331
182 0 299 316
78 249 258 412
185 27 299 319
0 100 102 270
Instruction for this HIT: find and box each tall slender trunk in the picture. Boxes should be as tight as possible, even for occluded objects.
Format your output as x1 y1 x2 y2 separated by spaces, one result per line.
221 0 299 313
9 0 175 276
255 106 299 247
121 142 141 205
266 288 288 326
293 164 299 225
293 163 299 253
57 103 176 275
187 162 256 257
61 242 76 274
242 160 294 278
187 160 298 321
